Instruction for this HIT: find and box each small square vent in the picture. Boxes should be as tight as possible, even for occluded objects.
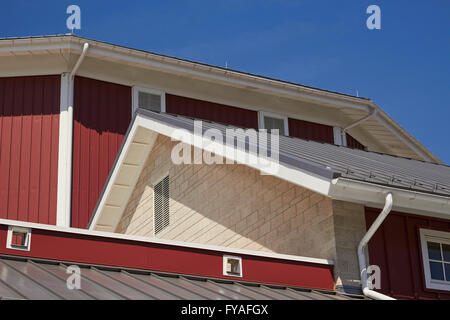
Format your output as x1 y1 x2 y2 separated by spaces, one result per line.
223 255 243 277
6 226 31 251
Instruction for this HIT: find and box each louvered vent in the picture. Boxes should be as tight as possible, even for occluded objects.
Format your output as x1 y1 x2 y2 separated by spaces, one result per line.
154 175 170 234
139 91 161 112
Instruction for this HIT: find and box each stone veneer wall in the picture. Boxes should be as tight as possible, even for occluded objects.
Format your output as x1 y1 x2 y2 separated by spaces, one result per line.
116 134 366 293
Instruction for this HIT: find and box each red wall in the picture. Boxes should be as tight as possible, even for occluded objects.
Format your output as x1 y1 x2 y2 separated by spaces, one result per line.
366 208 450 300
0 223 335 290
166 94 259 129
71 77 131 228
0 75 60 224
288 118 334 144
346 133 365 150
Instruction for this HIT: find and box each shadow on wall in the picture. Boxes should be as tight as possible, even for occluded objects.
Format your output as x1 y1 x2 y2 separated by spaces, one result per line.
71 76 131 228
118 135 335 259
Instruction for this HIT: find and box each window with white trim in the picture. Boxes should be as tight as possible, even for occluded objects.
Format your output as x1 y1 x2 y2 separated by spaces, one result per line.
154 175 170 235
420 228 450 291
133 87 165 114
258 111 288 136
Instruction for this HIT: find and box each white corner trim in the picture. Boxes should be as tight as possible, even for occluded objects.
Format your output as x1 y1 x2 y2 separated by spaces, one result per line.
333 127 347 146
419 228 450 292
132 86 166 115
0 218 334 266
56 73 74 227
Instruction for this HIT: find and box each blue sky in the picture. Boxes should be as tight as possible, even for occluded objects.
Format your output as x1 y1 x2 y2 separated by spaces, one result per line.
1 1 449 164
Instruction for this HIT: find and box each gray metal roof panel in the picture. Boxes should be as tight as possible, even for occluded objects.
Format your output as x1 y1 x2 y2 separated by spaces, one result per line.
0 256 362 300
138 110 450 197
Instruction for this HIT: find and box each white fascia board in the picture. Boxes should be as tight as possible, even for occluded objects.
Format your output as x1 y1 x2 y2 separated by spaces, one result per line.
329 178 450 220
0 218 334 266
134 115 332 196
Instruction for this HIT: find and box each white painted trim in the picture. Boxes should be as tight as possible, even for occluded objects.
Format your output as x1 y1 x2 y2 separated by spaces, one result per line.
330 178 450 219
132 86 166 115
0 218 334 266
0 36 439 163
223 255 243 278
419 228 450 292
375 113 430 162
56 73 74 227
258 111 289 136
6 226 31 252
333 127 347 146
135 115 332 196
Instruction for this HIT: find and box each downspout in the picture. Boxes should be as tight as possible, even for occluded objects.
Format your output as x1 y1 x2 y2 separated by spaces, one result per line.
358 192 396 300
64 42 89 226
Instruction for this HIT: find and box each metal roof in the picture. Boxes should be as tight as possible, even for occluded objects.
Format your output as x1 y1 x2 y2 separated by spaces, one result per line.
0 256 359 300
140 110 450 197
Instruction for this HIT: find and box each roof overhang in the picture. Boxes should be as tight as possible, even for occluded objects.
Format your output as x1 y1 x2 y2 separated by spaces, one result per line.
0 35 442 164
89 110 450 233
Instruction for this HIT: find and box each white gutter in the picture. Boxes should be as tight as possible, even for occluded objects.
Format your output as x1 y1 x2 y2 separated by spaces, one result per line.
357 193 396 300
56 42 89 227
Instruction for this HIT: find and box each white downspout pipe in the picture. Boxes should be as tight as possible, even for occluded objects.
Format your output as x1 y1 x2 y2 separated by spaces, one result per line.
344 107 377 132
70 42 89 78
63 42 89 227
358 192 396 300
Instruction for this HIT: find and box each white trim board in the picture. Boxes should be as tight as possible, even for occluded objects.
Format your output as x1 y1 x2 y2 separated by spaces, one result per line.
0 218 334 266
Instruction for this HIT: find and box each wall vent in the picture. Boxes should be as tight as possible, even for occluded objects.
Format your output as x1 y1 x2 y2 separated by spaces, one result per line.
139 91 162 112
6 226 31 251
154 175 170 235
223 255 243 277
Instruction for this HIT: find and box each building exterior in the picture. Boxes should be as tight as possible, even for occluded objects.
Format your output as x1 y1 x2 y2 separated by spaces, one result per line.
0 35 449 300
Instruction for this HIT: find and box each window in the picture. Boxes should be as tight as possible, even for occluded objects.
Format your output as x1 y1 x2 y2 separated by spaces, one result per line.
154 175 170 235
420 228 450 291
132 87 165 114
258 111 288 136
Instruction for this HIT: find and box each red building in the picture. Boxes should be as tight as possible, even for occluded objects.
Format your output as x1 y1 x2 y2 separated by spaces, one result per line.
0 35 448 300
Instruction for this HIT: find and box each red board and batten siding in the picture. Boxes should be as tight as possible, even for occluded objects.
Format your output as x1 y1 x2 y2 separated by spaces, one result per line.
0 224 335 290
0 75 60 225
166 94 259 129
71 76 131 228
365 208 450 300
288 118 334 144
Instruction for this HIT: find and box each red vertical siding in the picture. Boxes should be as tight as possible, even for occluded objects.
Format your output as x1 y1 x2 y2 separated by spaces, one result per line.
346 133 365 150
0 75 60 224
365 208 450 300
166 94 258 129
288 118 334 144
72 77 131 229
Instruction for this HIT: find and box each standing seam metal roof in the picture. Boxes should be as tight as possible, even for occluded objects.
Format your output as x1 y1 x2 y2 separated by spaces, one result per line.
0 256 361 300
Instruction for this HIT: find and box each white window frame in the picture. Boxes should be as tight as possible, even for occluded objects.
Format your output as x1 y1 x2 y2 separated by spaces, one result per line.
152 173 170 237
132 86 166 115
223 255 243 277
258 111 289 136
419 228 450 292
